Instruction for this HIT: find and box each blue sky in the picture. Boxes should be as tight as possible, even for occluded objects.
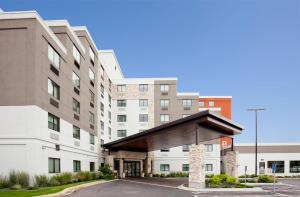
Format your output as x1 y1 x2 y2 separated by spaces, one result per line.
1 0 299 143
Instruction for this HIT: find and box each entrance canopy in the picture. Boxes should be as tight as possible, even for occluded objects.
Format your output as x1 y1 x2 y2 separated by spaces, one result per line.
104 110 243 152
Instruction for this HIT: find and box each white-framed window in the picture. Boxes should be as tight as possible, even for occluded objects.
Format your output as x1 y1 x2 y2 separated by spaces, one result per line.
49 158 60 173
139 84 148 92
48 44 60 69
208 101 215 107
199 101 205 107
182 164 189 172
73 45 81 64
100 65 104 77
206 164 213 171
117 85 126 92
100 102 104 114
100 121 104 131
160 164 170 172
160 99 169 108
205 144 213 152
89 47 95 63
89 68 95 82
117 100 126 107
73 125 80 140
182 99 192 107
160 148 169 152
72 98 80 114
117 115 126 122
182 145 190 152
73 160 81 172
139 99 148 107
160 114 170 122
139 114 148 122
72 71 80 89
89 112 95 125
89 90 95 104
48 78 60 99
89 133 95 145
100 84 104 96
117 130 127 137
160 84 169 93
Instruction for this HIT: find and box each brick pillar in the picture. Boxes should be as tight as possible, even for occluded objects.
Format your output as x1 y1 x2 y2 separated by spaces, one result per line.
189 144 205 189
222 151 238 177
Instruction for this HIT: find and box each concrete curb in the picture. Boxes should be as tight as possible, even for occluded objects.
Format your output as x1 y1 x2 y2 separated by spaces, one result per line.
245 182 281 186
37 179 116 197
177 184 267 192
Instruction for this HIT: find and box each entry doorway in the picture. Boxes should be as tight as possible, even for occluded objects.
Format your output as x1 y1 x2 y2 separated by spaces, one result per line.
124 161 140 177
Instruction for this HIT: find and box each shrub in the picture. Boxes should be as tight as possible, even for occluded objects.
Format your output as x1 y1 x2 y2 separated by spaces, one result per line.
8 171 29 188
226 176 237 185
258 175 275 183
8 171 17 186
10 184 22 190
160 173 166 178
73 172 92 182
99 164 115 180
48 176 60 186
34 175 49 187
210 175 221 186
0 176 9 189
54 172 73 185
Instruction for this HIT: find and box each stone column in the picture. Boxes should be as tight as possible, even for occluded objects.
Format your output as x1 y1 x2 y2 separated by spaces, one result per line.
140 160 144 177
145 156 152 176
222 151 238 177
119 159 124 178
189 144 205 189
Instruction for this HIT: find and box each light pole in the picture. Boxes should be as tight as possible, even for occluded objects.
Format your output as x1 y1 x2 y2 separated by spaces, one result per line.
247 108 266 176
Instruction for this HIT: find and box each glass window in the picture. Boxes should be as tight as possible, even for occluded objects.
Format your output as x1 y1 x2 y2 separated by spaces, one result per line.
117 115 126 122
48 45 60 69
48 78 60 99
73 45 81 64
160 148 169 152
160 84 169 92
205 144 213 152
89 47 95 63
182 164 189 172
90 133 95 145
72 98 80 114
89 68 95 82
117 100 126 107
89 112 95 125
206 164 213 171
48 113 59 131
108 127 112 135
182 145 190 152
90 162 95 172
290 161 300 173
73 160 81 172
183 99 192 107
108 111 111 120
100 84 104 95
89 90 95 103
139 99 148 107
160 114 170 122
199 101 205 107
267 161 285 173
100 66 104 77
139 114 148 122
117 130 127 137
48 158 60 173
100 121 104 131
108 95 112 106
117 85 126 92
72 72 80 89
160 164 170 172
160 99 169 108
73 125 80 139
139 84 148 92
100 102 104 113
208 101 215 107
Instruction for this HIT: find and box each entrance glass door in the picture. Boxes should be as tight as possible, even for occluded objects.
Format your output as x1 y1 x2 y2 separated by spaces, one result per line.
124 161 140 177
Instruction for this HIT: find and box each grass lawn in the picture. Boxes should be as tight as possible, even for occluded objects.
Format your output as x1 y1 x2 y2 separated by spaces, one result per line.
0 180 102 197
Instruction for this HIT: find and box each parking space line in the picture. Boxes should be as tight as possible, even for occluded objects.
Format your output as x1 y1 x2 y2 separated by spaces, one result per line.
121 179 178 189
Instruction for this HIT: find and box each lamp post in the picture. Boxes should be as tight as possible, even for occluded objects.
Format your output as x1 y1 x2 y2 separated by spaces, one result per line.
247 108 266 176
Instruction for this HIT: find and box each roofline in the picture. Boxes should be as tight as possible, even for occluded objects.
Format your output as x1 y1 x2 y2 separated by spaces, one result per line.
72 26 98 52
105 110 244 148
235 143 300 146
199 96 232 99
98 49 125 78
177 92 199 96
0 10 67 55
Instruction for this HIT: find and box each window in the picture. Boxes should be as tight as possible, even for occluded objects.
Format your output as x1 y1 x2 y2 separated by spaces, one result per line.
89 47 95 63
48 45 60 69
108 127 112 136
160 99 169 109
100 102 104 114
48 78 60 99
160 148 169 152
89 112 95 125
117 130 127 137
90 133 95 145
108 95 112 106
101 139 104 149
72 72 80 89
73 45 81 64
139 114 148 122
117 85 126 92
100 121 104 131
290 161 300 173
90 162 95 172
117 100 126 107
182 114 190 118
89 68 95 82
73 126 80 139
72 99 80 114
160 114 170 122
183 99 192 107
89 90 95 104
267 161 285 173
208 101 215 107
139 84 148 92
48 158 60 173
160 164 170 172
73 160 81 172
48 113 59 131
139 99 148 107
117 115 126 122
100 84 104 96
205 144 213 152
109 79 112 90
206 164 213 171
108 111 111 121
160 84 169 93
182 145 190 152
199 101 205 107
182 164 189 172
100 66 104 78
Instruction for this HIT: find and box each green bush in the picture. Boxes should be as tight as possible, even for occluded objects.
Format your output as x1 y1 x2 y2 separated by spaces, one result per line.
208 174 238 187
0 176 9 189
73 172 92 182
8 171 29 188
10 184 22 190
99 164 115 180
160 173 166 178
8 171 17 186
210 175 221 186
54 172 73 185
34 175 49 187
168 172 189 177
48 176 60 186
226 176 237 185
258 175 275 183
